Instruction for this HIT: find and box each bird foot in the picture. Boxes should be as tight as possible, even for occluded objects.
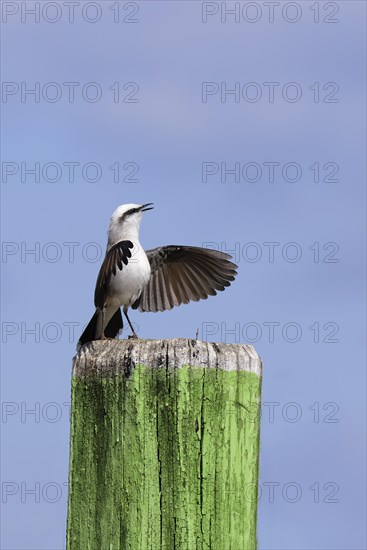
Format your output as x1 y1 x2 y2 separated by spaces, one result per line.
128 332 138 339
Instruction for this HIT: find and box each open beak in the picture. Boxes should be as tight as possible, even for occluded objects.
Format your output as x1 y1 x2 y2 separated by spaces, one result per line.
140 203 154 212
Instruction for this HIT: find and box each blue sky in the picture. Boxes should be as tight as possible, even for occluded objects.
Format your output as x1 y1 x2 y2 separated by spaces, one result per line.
1 1 366 549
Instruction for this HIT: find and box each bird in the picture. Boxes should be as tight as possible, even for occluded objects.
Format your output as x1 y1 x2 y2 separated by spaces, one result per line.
77 203 238 348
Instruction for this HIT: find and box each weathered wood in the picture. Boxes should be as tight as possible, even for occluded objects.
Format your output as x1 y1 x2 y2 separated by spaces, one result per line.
67 338 262 550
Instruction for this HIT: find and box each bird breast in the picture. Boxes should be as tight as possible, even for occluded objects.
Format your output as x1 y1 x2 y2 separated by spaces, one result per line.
107 242 151 308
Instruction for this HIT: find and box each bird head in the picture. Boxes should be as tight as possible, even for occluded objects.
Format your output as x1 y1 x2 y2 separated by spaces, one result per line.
108 203 153 245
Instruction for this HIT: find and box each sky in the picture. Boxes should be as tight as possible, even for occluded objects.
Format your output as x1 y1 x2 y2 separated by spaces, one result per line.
1 1 366 549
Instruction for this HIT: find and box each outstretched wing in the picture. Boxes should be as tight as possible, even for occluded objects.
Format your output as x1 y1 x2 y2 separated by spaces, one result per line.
132 245 237 313
94 240 134 309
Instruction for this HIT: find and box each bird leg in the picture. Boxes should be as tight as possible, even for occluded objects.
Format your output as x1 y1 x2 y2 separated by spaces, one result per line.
101 306 107 339
123 307 138 338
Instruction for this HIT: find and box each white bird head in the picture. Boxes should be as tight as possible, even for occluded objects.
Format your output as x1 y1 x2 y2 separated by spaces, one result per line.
107 203 153 245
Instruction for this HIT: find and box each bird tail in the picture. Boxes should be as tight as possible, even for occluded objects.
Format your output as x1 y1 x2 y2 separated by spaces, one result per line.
77 308 123 350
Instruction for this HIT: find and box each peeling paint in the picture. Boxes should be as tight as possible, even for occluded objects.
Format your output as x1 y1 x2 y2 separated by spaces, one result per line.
67 339 262 550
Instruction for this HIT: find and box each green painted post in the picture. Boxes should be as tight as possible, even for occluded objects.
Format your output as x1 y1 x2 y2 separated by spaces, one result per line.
67 338 262 550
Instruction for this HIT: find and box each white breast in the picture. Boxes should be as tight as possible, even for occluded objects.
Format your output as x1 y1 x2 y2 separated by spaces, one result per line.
107 242 151 308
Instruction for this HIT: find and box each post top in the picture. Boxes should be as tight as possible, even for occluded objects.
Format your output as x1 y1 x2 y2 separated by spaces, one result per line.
73 338 262 378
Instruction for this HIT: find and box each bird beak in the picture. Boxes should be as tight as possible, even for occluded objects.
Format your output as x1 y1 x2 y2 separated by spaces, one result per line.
140 203 154 212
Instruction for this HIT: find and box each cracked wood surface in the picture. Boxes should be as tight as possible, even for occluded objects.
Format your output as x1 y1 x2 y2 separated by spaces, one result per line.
67 338 262 550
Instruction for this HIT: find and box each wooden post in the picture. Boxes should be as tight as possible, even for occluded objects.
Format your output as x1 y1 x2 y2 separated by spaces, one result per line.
67 338 262 550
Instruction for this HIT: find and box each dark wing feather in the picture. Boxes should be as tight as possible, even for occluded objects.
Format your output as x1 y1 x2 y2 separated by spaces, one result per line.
132 246 238 313
94 240 134 309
